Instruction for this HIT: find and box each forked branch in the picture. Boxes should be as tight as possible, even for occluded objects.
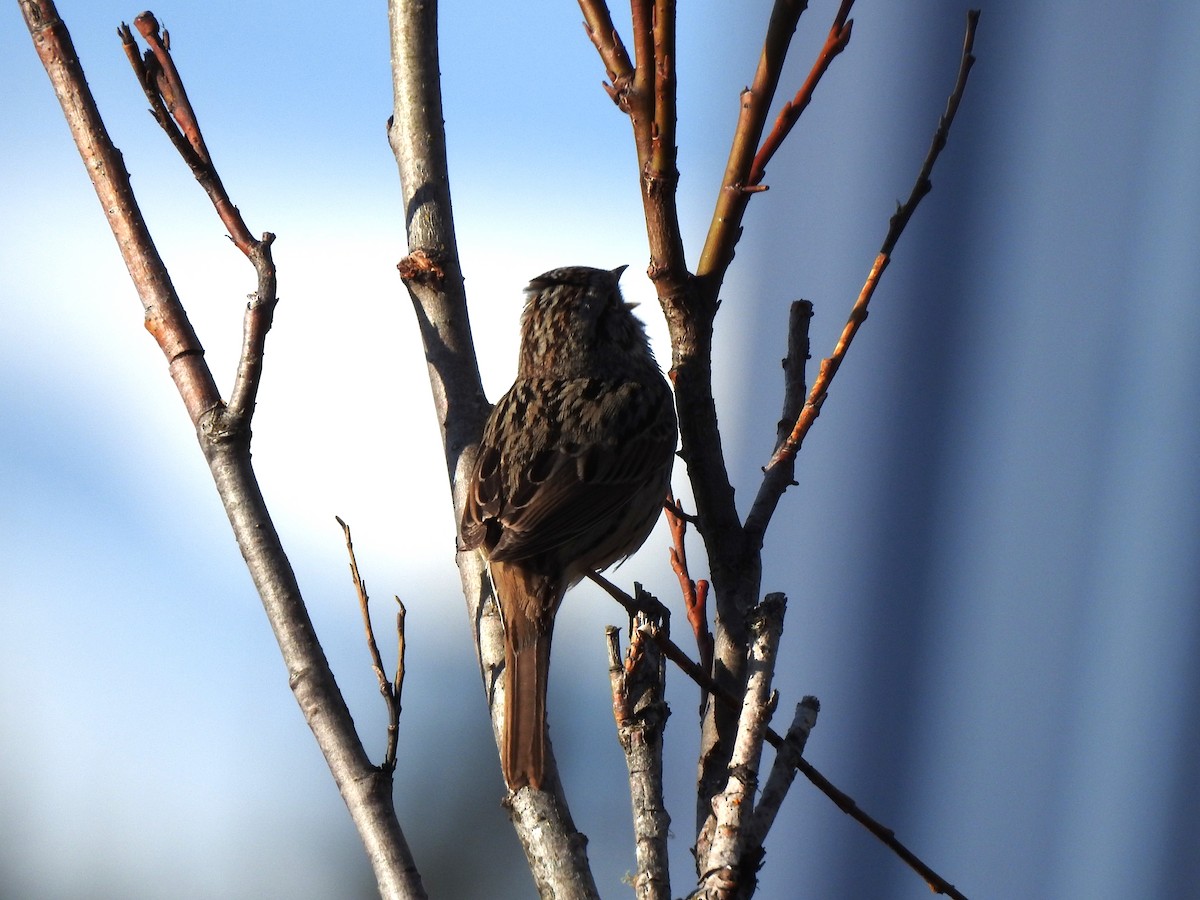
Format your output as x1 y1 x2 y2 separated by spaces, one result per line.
756 9 981 532
594 578 967 897
747 0 854 187
20 3 425 896
338 517 405 774
658 626 967 899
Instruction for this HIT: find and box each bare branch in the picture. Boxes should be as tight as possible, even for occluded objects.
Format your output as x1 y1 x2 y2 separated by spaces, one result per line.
696 594 786 892
608 624 672 900
585 561 968 899
745 697 819 851
767 10 980 474
20 3 427 896
747 0 854 187
387 1 599 894
21 0 219 423
338 517 402 774
744 300 812 548
647 625 967 899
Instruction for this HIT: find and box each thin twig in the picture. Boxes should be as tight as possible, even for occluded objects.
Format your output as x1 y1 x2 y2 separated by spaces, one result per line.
767 10 980 474
665 495 713 690
337 517 401 774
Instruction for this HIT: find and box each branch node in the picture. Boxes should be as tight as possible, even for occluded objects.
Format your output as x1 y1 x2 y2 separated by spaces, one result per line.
398 250 447 287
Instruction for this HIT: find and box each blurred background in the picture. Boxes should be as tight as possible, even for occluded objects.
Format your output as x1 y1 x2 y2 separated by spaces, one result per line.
3 1 1198 897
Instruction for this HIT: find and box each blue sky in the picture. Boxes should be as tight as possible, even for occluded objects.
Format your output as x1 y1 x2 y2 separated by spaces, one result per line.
4 2 1200 898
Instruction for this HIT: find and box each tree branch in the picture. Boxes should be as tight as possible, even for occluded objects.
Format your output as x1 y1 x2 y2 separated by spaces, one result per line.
744 696 819 851
697 0 818 283
338 517 403 774
20 3 426 896
747 0 854 187
654 624 966 899
22 0 218 422
766 9 980 473
743 300 811 549
386 1 598 894
608 622 672 900
694 594 785 893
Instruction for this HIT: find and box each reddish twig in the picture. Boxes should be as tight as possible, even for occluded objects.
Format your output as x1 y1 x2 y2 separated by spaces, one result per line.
665 494 713 680
697 0 821 283
748 0 854 187
766 10 980 474
119 12 264 259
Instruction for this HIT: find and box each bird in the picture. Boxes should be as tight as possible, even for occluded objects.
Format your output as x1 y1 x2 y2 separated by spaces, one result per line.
460 265 678 790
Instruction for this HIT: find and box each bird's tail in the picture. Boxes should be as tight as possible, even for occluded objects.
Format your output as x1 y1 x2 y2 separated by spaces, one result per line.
490 560 556 791
503 626 551 790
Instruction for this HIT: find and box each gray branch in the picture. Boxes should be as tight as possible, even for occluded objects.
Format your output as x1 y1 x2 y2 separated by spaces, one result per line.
386 1 598 894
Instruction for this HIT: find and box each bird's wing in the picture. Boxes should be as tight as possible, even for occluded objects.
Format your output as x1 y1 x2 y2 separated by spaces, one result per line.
461 377 676 566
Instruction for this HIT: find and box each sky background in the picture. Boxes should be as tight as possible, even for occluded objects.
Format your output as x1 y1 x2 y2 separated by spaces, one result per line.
3 1 1199 898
